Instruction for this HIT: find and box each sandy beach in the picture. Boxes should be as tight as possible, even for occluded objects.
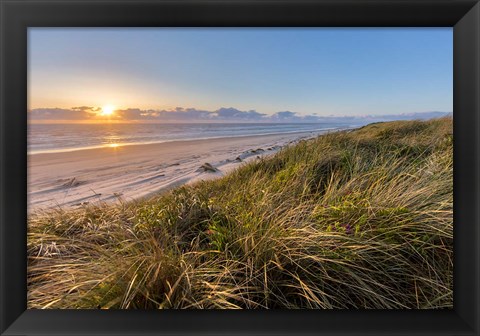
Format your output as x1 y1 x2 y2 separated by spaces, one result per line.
28 131 325 212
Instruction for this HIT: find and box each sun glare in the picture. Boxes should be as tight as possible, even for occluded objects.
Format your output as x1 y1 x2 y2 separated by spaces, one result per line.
101 105 116 116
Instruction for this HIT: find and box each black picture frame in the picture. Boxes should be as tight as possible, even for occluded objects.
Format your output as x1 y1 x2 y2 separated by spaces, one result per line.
1 0 479 335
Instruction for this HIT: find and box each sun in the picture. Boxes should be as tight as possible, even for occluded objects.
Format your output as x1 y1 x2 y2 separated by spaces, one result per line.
101 105 116 116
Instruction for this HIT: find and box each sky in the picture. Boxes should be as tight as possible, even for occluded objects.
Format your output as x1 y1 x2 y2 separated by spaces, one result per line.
28 28 452 122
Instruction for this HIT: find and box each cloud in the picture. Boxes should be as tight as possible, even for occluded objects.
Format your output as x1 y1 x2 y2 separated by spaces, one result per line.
71 106 101 113
215 107 266 120
28 106 268 122
28 106 451 123
271 111 299 121
28 108 95 120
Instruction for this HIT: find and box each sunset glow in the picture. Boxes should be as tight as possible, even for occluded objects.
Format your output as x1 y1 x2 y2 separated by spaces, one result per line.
101 105 115 116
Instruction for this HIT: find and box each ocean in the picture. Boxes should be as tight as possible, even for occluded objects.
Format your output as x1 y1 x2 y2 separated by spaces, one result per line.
28 122 354 154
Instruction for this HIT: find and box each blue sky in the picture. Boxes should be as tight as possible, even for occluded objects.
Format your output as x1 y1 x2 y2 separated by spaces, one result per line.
29 28 452 118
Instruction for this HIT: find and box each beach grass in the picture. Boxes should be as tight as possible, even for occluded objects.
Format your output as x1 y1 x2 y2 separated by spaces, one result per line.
27 117 453 309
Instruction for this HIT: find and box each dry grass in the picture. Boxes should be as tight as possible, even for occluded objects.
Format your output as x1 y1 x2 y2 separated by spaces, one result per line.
28 117 453 309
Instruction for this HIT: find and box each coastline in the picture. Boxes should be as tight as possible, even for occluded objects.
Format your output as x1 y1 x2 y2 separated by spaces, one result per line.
28 130 333 212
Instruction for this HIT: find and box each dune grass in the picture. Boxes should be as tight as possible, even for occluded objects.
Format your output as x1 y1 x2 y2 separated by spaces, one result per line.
27 117 453 309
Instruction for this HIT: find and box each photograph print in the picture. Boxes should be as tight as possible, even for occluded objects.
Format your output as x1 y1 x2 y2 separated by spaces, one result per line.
27 28 453 309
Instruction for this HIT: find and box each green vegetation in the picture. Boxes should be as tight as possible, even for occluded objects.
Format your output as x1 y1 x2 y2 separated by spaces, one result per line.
28 118 453 309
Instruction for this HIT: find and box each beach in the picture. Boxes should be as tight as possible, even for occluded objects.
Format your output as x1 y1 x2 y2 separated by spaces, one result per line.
27 118 453 309
28 130 325 212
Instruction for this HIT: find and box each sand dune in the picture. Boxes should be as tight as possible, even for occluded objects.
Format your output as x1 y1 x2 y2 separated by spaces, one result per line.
28 131 325 212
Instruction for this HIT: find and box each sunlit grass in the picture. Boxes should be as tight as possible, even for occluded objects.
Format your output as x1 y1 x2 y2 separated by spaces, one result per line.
27 117 453 309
